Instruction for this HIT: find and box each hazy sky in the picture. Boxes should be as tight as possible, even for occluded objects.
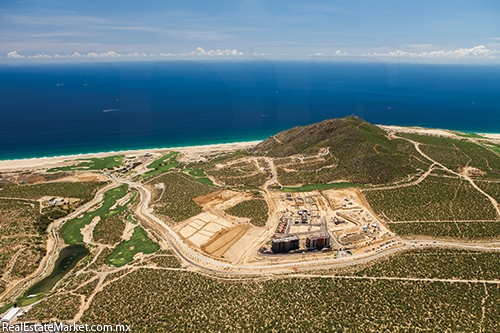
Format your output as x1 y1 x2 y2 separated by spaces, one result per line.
1 0 499 62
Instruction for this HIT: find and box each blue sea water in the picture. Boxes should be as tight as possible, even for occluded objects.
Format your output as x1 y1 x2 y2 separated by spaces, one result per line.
0 61 499 160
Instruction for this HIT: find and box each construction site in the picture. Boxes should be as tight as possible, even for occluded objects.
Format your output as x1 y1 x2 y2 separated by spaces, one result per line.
260 189 399 256
172 185 400 266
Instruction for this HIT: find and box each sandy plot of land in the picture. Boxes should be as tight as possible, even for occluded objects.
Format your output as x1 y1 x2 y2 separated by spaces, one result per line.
179 225 199 239
188 232 212 246
202 222 228 233
223 226 264 263
55 173 109 182
197 229 214 237
289 225 322 233
189 219 206 230
201 224 252 257
177 211 237 248
193 190 252 211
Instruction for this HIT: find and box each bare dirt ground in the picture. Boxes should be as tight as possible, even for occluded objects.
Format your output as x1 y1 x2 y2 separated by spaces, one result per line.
201 224 252 257
54 173 109 183
174 190 267 262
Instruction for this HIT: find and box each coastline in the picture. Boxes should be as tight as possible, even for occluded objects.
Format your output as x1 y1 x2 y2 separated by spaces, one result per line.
378 125 500 140
1 124 499 173
0 140 262 172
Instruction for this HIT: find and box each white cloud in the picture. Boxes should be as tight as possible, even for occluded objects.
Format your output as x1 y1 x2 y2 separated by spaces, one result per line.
7 45 497 62
363 45 499 59
32 53 51 59
7 51 22 58
4 47 246 60
194 47 243 56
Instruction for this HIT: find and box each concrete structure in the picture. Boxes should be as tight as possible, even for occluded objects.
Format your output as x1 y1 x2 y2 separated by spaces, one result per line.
271 235 300 253
1 307 20 323
306 233 330 249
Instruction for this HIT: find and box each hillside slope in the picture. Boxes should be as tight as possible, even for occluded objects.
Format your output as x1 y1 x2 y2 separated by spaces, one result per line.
252 116 424 185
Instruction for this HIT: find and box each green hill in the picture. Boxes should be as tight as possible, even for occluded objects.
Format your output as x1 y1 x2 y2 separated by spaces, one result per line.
252 116 425 185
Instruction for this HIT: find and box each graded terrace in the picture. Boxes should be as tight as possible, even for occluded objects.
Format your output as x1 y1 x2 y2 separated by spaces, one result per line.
1 116 499 332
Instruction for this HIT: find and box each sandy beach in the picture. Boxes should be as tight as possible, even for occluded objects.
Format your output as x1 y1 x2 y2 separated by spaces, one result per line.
1 125 499 173
478 133 500 140
379 125 500 141
0 141 262 172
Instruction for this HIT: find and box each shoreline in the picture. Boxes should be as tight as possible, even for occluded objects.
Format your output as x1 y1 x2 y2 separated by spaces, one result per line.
0 140 262 172
378 125 500 140
1 124 499 172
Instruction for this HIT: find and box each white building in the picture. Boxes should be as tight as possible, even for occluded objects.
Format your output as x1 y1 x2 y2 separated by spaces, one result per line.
1 307 20 323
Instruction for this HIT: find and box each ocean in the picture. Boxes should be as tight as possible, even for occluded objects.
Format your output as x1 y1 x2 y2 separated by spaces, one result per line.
0 61 499 160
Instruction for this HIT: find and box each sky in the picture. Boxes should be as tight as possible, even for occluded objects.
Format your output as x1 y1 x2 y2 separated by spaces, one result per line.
1 0 500 63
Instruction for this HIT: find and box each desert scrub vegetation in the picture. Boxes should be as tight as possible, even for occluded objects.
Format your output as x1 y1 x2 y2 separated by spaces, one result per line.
364 175 497 221
419 144 471 170
253 117 422 185
397 133 460 147
400 133 500 179
87 247 114 271
93 214 126 245
147 255 181 268
63 272 97 291
476 180 500 204
81 269 496 332
190 151 273 188
339 248 500 281
225 199 269 227
9 247 45 279
0 199 46 282
103 268 133 284
150 173 217 222
388 221 500 239
0 181 107 203
74 278 99 297
202 161 270 188
25 293 80 321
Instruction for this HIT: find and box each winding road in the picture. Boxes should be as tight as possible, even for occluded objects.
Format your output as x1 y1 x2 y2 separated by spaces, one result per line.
107 173 500 275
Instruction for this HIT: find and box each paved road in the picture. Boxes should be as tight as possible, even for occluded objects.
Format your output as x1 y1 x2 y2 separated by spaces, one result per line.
107 172 500 275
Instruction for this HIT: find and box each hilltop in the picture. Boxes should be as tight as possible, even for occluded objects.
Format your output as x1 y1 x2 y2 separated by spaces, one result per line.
251 116 421 185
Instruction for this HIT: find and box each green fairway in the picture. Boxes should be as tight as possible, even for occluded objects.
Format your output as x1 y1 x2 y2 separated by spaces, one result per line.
281 182 367 192
61 185 133 244
47 155 124 172
183 168 206 177
182 169 215 186
142 152 180 177
147 152 178 169
107 226 159 267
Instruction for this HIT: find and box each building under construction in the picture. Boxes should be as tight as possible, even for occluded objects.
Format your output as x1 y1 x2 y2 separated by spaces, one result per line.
306 233 330 249
271 235 300 253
